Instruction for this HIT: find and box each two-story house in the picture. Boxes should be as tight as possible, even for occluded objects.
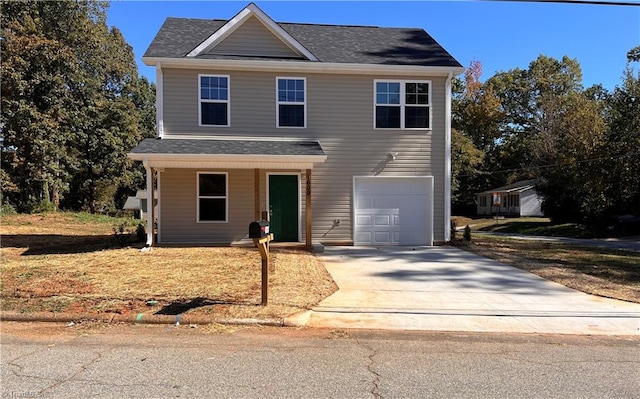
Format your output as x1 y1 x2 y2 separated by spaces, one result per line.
129 3 463 248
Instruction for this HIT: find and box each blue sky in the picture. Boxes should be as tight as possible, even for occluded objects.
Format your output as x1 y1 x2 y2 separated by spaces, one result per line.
108 1 639 90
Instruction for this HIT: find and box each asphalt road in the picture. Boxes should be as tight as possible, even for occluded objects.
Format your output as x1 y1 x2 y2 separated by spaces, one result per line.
2 322 639 399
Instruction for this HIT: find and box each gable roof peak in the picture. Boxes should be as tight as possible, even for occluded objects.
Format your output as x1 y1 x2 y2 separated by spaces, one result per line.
186 2 318 61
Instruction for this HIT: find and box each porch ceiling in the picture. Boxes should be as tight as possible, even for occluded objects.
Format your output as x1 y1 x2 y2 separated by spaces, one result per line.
128 137 327 169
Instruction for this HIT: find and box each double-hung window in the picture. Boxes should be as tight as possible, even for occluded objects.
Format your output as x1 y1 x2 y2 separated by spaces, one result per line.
277 77 305 128
197 172 227 222
375 80 431 129
199 75 230 126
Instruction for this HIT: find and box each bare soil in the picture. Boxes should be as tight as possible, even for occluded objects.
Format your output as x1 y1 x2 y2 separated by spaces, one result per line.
1 213 338 319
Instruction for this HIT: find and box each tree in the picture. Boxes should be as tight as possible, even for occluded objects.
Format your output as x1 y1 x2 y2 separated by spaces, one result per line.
1 2 77 211
600 47 640 219
453 60 505 154
1 0 155 213
451 129 484 212
531 91 607 222
451 60 505 212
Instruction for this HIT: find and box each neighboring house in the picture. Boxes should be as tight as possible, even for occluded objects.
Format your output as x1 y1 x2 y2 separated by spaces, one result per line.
122 190 158 220
128 3 463 247
476 180 544 217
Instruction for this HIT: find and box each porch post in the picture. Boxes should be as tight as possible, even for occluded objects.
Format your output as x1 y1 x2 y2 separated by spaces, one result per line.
305 169 312 249
144 160 155 247
254 169 260 220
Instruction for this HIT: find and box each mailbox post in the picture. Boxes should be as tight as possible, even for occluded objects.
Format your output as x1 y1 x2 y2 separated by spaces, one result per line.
249 220 273 306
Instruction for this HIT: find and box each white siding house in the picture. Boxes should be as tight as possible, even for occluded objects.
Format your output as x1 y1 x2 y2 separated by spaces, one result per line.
476 180 544 217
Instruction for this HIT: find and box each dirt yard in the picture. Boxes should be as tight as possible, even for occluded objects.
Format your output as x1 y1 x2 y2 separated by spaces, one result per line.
1 213 337 319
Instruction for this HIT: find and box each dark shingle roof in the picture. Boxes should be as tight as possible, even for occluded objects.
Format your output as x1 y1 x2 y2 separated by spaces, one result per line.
144 17 461 67
130 138 325 157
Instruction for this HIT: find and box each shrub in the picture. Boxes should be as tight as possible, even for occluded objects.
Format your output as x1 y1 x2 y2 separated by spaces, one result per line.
136 223 146 242
0 202 17 215
463 225 472 242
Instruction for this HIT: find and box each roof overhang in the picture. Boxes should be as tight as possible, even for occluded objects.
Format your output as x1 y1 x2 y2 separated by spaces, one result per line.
476 185 536 195
143 56 465 77
128 138 327 170
129 153 327 170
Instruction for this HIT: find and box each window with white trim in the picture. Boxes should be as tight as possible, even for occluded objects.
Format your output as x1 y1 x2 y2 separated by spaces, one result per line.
375 80 430 129
199 75 229 126
197 172 227 222
277 77 305 128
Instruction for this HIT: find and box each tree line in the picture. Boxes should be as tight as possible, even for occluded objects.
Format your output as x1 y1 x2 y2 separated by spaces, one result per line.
452 48 640 227
1 0 155 214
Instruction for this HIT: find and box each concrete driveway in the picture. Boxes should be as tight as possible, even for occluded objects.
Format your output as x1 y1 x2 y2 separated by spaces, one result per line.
299 246 640 335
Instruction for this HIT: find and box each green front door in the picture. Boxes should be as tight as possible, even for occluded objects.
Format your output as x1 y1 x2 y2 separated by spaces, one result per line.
269 175 299 242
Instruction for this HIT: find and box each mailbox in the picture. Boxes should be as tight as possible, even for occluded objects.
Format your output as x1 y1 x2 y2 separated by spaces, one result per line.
249 220 270 238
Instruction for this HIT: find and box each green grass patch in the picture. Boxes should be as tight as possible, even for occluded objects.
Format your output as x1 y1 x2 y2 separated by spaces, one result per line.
69 212 139 227
471 217 602 238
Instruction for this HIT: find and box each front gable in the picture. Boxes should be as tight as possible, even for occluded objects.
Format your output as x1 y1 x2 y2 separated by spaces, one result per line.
205 15 304 59
187 3 317 61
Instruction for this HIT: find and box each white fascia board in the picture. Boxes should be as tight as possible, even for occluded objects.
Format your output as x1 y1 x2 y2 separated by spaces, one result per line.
128 152 327 164
160 134 319 142
476 185 535 195
187 7 253 57
142 56 464 77
156 64 164 138
186 3 317 61
140 160 320 170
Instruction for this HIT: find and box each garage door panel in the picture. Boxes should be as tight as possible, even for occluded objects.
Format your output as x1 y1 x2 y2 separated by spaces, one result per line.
354 177 433 246
374 213 393 226
355 231 372 243
356 214 372 226
374 231 392 243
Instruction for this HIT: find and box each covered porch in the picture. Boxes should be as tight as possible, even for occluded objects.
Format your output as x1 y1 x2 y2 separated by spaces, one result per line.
128 138 326 248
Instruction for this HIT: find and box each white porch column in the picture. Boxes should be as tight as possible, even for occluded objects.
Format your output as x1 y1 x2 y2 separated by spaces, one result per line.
143 159 154 246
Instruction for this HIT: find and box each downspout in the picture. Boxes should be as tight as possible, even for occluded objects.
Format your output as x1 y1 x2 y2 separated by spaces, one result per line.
444 71 453 242
156 63 164 138
143 159 154 247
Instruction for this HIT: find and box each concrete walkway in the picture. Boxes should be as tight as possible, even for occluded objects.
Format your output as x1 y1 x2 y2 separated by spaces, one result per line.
300 247 640 335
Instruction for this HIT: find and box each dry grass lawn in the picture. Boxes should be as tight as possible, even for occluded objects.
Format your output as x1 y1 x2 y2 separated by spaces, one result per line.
1 213 337 319
460 235 640 303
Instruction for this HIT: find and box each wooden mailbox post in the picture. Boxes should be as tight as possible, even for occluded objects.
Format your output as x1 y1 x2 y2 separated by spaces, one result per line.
249 220 273 306
253 233 273 306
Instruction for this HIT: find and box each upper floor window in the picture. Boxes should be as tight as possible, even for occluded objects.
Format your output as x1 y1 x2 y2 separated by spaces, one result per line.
199 75 230 126
277 77 305 128
374 80 430 129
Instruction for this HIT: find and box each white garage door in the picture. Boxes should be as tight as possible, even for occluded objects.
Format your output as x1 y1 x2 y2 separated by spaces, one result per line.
354 176 433 246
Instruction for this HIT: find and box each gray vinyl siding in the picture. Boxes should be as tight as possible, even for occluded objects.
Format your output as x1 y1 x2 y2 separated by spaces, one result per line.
161 68 448 243
159 169 254 243
159 168 307 244
205 16 301 58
